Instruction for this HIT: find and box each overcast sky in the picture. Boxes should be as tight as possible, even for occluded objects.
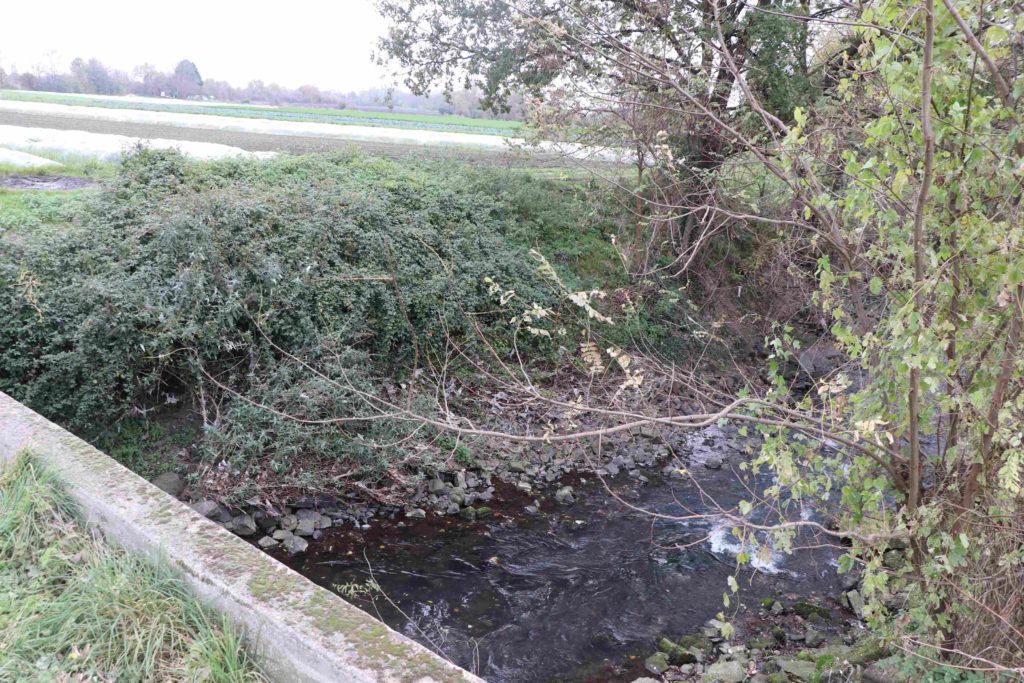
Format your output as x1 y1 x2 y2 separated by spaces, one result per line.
0 0 395 92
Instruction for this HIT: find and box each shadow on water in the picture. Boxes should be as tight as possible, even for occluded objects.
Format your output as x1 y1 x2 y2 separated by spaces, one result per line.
273 434 841 682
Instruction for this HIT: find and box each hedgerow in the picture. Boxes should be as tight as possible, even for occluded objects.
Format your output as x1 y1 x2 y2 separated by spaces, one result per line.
0 149 612 494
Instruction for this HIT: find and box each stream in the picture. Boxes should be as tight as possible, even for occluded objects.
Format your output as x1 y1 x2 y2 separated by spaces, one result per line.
272 430 842 682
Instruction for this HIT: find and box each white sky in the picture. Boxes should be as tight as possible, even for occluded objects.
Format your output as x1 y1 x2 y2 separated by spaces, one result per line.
0 0 394 92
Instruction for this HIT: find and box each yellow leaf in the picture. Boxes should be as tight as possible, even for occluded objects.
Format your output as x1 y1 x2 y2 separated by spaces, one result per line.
580 341 605 373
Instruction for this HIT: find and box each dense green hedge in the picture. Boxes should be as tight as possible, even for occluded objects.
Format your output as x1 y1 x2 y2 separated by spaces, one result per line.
0 149 620 491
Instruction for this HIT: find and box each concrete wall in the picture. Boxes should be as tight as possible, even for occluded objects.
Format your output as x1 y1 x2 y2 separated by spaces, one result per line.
0 391 483 683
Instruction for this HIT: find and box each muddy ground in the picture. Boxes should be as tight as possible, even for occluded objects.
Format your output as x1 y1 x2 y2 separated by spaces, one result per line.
0 173 99 190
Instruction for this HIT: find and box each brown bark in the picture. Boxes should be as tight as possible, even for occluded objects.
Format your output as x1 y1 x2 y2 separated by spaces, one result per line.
908 0 937 512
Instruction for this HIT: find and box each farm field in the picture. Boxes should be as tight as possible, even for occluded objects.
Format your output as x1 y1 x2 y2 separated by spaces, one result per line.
0 89 524 136
0 100 620 174
0 90 630 173
0 108 594 171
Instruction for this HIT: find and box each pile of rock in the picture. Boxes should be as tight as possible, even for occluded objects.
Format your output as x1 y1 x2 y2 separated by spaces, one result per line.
595 448 664 481
634 595 887 683
401 436 677 522
403 468 497 520
187 496 358 555
158 425 722 556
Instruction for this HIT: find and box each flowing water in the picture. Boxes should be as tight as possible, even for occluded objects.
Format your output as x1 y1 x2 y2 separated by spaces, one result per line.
275 431 842 682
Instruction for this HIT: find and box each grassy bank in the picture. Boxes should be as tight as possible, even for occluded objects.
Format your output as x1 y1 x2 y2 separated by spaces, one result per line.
0 452 265 681
0 89 524 136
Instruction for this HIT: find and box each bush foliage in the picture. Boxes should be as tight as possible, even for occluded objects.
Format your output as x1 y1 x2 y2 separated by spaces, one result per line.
0 149 618 494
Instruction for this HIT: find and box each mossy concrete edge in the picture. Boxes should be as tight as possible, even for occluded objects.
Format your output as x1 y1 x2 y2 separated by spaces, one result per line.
0 391 482 683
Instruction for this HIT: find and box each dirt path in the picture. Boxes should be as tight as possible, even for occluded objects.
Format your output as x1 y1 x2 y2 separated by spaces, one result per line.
0 174 99 190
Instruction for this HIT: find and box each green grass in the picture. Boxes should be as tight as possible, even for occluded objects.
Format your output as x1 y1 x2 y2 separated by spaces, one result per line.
0 148 115 178
0 153 109 238
95 417 199 480
251 103 523 130
0 452 266 682
1 89 525 136
0 189 90 238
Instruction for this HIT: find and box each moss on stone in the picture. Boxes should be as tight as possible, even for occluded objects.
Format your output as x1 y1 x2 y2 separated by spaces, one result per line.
794 638 886 667
299 589 473 682
675 633 711 651
304 590 367 634
657 637 698 665
248 565 295 601
791 601 830 620
846 638 887 665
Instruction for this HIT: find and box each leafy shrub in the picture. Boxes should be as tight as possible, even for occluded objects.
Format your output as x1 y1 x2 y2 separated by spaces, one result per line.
1 149 614 494
201 348 430 496
461 170 626 289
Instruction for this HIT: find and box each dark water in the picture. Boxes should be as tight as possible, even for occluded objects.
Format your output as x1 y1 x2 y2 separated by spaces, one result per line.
274 431 841 682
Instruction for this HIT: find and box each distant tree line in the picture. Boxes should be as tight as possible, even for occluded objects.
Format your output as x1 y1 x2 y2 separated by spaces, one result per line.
0 57 523 119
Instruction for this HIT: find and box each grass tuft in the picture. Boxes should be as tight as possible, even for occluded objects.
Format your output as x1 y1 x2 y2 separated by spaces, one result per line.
0 452 266 682
0 148 115 178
